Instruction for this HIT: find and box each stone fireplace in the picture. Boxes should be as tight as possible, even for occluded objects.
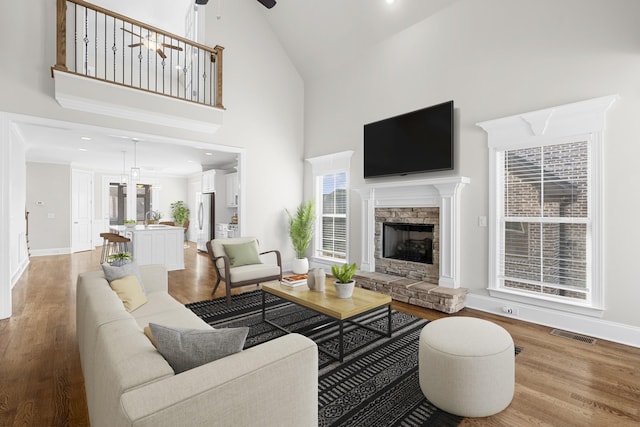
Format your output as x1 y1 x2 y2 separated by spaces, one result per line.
354 177 470 313
376 207 439 283
356 177 469 288
383 222 434 264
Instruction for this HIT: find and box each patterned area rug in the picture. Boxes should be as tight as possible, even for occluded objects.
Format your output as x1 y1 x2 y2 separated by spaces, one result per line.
186 290 465 426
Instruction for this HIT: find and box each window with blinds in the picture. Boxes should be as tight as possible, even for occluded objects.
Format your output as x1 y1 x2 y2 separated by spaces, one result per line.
317 172 347 260
499 141 590 301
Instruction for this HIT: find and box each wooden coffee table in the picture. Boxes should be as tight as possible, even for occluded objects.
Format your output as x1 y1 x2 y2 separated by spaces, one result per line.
261 281 393 362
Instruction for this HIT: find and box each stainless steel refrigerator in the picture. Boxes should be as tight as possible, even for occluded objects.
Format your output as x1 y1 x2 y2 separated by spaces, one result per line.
197 192 215 252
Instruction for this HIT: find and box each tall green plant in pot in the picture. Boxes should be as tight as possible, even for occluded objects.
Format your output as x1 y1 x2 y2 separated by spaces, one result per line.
170 201 190 226
286 200 315 274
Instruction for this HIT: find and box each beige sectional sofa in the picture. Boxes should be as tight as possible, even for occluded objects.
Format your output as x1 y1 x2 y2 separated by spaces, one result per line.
76 264 318 427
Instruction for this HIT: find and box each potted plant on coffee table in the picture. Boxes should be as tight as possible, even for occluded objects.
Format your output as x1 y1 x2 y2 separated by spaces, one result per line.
331 262 357 299
286 200 315 274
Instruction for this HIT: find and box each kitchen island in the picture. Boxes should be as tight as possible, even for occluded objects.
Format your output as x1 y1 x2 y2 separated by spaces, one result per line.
110 224 185 271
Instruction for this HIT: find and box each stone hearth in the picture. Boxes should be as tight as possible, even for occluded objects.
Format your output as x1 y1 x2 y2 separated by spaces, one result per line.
355 177 470 313
355 271 468 314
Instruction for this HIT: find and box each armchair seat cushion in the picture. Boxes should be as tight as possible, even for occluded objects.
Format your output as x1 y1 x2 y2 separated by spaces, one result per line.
227 264 281 283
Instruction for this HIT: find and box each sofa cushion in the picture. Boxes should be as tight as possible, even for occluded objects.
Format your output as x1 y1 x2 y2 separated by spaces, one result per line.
222 241 263 267
131 292 212 330
149 323 249 373
228 263 281 282
102 261 146 293
110 275 148 312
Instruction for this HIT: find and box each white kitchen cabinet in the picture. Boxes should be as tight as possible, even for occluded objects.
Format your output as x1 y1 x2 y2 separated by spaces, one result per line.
111 225 185 271
202 169 216 193
225 172 238 207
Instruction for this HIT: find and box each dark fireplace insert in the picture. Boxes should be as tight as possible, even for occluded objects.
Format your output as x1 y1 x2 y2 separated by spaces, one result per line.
383 222 434 264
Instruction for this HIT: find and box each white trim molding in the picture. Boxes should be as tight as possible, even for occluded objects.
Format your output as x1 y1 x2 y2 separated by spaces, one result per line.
467 291 640 349
53 70 223 134
306 151 354 266
355 176 470 288
477 95 618 317
0 114 11 319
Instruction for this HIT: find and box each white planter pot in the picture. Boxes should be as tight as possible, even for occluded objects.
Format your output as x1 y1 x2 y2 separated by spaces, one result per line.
292 257 309 274
334 280 355 298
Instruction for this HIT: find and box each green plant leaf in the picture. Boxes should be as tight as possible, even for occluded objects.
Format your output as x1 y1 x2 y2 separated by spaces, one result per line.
332 262 357 283
286 200 315 259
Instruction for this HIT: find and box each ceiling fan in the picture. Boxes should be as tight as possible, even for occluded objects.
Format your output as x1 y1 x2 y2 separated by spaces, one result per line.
195 0 276 9
121 28 184 59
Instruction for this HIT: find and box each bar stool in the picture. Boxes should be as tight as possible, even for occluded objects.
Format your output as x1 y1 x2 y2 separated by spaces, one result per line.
99 232 131 264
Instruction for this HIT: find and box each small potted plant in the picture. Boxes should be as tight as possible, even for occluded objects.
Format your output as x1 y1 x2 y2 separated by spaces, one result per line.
108 251 132 267
331 262 357 298
149 210 162 224
170 201 190 226
124 219 137 229
286 200 315 274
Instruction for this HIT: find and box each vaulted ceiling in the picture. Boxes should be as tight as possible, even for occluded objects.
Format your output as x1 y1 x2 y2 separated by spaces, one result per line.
22 0 459 176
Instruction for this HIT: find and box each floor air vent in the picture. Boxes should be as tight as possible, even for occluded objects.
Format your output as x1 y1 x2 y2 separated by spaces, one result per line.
550 329 597 344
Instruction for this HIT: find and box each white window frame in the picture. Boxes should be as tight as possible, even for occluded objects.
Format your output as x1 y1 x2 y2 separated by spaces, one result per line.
306 151 354 270
478 95 617 317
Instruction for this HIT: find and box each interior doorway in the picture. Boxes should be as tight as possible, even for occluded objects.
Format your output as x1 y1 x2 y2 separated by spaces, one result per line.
71 169 94 252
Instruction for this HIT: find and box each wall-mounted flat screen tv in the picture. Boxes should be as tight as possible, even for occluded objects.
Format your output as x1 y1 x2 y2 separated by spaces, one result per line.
364 100 454 178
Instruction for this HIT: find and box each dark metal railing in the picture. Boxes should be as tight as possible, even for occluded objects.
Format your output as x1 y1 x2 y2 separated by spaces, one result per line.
52 0 224 109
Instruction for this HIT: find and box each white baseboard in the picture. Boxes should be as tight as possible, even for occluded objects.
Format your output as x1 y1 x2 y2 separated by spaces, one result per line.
466 292 640 349
11 257 29 289
30 248 72 257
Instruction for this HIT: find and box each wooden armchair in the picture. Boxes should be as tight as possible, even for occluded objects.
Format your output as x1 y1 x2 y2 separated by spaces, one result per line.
206 237 282 305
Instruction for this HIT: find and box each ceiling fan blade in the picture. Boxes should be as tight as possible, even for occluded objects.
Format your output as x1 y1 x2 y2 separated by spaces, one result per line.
257 0 276 8
156 49 167 60
121 27 142 38
161 43 184 52
128 42 144 48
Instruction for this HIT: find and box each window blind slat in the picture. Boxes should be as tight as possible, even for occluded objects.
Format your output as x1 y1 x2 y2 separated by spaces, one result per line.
500 141 590 302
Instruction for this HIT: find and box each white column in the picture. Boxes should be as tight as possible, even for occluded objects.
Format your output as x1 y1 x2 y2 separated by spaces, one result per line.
435 182 467 288
0 114 12 319
358 188 375 272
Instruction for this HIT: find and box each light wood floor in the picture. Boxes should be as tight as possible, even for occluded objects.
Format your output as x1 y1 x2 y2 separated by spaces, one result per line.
1 245 639 426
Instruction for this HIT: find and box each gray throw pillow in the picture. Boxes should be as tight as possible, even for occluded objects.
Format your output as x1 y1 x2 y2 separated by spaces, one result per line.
149 323 249 374
101 261 146 294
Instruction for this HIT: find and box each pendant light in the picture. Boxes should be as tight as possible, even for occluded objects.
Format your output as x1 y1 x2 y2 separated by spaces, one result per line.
131 139 141 181
120 151 128 185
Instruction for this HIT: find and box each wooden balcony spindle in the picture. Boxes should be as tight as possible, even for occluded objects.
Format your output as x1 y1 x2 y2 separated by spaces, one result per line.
214 45 224 109
54 0 68 73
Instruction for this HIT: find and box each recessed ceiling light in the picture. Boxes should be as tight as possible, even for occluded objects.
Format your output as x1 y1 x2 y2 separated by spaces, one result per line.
79 148 88 152
205 152 213 156
386 0 395 4
80 136 91 141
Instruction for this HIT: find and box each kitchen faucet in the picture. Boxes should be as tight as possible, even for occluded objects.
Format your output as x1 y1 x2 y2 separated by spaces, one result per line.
144 210 152 226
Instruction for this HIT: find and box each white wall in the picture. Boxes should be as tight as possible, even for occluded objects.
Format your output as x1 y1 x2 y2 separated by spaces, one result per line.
304 0 640 332
0 0 304 316
203 0 305 253
10 126 28 283
26 163 72 254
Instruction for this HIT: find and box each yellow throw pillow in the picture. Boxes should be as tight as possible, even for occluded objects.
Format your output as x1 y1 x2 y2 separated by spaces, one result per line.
110 275 148 312
144 326 157 348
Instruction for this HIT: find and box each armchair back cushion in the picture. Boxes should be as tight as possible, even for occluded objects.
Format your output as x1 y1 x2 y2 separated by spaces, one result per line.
212 237 265 275
222 241 262 267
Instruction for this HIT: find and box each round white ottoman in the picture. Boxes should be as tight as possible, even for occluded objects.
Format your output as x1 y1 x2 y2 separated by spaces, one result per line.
418 317 514 417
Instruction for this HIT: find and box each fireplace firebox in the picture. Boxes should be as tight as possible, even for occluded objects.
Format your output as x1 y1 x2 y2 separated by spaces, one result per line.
383 222 434 264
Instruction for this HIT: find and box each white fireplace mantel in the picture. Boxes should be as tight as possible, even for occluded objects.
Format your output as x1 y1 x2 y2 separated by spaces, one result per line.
355 176 470 288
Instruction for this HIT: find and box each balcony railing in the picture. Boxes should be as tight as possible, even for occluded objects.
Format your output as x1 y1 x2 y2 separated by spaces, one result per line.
52 0 224 109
